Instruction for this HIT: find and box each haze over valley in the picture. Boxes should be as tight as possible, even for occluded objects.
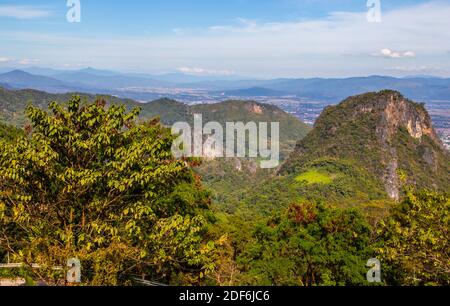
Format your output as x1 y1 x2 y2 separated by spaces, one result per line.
1 67 449 148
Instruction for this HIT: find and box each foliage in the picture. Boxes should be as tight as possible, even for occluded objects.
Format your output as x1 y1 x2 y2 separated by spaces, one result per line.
0 88 311 216
236 201 374 286
239 158 389 217
295 169 334 185
196 158 276 214
0 122 23 142
0 96 215 285
377 189 450 285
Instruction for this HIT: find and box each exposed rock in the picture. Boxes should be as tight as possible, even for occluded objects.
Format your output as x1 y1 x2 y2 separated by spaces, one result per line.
245 102 264 114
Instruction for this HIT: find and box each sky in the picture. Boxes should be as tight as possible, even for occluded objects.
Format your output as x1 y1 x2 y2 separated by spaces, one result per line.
0 0 450 78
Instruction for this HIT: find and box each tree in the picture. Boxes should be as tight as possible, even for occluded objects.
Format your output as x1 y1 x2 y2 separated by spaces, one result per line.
237 201 374 286
0 122 23 142
0 122 23 262
377 189 449 285
0 96 215 285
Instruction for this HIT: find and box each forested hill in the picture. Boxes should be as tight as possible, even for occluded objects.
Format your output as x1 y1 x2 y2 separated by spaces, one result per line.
0 87 311 157
280 90 450 199
0 87 145 126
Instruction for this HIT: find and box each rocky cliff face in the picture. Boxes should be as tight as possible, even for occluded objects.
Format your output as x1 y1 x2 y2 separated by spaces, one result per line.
353 91 443 199
371 92 439 143
281 90 449 200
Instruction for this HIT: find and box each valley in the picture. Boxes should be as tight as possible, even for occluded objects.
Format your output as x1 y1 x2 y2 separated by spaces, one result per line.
2 68 448 148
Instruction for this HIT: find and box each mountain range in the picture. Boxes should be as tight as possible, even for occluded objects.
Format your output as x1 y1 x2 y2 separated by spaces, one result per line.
1 68 450 103
0 70 81 93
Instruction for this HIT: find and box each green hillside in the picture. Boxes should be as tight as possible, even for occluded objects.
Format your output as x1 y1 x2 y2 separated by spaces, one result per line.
0 88 310 158
0 87 143 126
190 100 310 158
281 90 449 198
0 87 311 212
237 91 450 216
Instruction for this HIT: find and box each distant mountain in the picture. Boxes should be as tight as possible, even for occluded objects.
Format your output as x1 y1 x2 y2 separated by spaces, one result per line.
4 67 249 83
19 67 68 77
182 79 279 90
11 67 122 77
51 71 173 89
280 90 449 200
0 70 64 89
12 68 247 88
190 76 450 101
2 67 449 103
222 87 288 97
0 69 176 93
137 72 249 84
402 75 445 79
76 67 121 77
262 76 450 102
0 70 88 93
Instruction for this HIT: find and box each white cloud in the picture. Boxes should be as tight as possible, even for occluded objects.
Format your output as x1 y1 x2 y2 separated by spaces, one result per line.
378 49 416 58
178 67 235 76
1 1 450 77
0 5 51 19
0 57 42 66
18 58 40 65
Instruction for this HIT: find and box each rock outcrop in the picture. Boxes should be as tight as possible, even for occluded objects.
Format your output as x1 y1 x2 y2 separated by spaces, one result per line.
280 90 449 200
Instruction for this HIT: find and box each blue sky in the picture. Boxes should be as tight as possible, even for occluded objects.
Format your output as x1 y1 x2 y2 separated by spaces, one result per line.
1 0 450 77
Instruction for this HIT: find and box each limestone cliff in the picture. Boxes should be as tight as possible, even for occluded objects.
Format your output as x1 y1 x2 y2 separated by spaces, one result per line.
280 90 449 200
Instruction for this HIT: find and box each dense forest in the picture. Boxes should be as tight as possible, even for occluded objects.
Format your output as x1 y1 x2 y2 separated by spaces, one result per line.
0 90 449 286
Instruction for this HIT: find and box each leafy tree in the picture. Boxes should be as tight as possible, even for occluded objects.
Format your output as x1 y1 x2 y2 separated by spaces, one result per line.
377 189 449 285
237 201 374 286
0 122 23 142
0 96 215 285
